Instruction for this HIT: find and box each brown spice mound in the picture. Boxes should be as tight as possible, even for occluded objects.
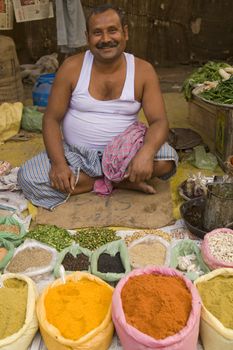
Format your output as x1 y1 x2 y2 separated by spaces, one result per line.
121 274 192 340
0 224 20 235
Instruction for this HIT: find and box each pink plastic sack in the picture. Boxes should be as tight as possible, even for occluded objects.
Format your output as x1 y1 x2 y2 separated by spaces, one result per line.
112 266 201 350
201 228 233 270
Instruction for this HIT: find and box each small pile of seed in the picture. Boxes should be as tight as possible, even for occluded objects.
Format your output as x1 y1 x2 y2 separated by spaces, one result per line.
62 253 90 271
129 241 167 268
207 231 233 263
26 225 74 251
97 252 125 273
0 224 20 235
124 229 171 246
6 247 53 273
73 228 120 250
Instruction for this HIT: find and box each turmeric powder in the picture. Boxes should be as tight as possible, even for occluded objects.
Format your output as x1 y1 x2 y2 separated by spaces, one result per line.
44 279 113 340
197 275 233 328
121 274 192 339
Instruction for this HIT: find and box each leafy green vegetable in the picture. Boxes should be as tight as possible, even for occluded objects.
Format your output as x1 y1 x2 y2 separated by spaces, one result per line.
182 61 230 100
200 76 233 105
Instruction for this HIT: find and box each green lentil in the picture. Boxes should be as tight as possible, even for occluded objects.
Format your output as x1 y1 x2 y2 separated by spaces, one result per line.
72 227 120 250
26 225 74 251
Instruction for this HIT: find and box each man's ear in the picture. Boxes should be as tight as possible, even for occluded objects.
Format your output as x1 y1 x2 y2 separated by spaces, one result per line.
123 25 129 40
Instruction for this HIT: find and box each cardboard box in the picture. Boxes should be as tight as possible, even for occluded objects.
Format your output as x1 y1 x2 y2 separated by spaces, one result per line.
188 96 233 170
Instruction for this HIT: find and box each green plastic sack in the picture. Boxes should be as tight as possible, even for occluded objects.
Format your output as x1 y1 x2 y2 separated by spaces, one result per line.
21 106 43 132
0 216 27 246
189 145 218 171
0 237 14 270
54 244 92 278
91 240 131 283
170 239 210 280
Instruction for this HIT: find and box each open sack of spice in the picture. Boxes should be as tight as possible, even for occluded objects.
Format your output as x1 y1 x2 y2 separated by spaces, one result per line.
0 273 38 350
54 244 92 278
128 234 171 269
91 240 131 284
0 237 14 270
37 271 114 350
195 268 233 350
201 228 233 270
170 239 210 281
0 215 27 246
112 266 202 350
4 239 57 281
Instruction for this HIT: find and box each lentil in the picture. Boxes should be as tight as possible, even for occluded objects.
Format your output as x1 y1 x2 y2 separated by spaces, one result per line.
207 231 233 263
0 224 20 235
73 227 120 250
26 225 74 251
0 279 28 339
62 252 90 271
0 247 7 261
124 230 171 246
98 252 125 273
6 247 52 273
129 242 167 268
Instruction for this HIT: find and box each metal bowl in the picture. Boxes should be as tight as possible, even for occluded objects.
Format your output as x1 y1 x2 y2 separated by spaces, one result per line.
180 197 208 239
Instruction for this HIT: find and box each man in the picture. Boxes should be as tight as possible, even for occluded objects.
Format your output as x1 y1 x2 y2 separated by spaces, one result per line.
18 4 178 210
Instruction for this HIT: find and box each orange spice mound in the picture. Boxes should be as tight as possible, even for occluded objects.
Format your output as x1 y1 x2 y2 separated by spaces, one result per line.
121 274 192 340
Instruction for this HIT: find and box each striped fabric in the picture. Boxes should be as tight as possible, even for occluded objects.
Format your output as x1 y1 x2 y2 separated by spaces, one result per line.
17 143 103 210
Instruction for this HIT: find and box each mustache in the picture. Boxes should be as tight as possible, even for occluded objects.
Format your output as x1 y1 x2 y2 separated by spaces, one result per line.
96 41 118 49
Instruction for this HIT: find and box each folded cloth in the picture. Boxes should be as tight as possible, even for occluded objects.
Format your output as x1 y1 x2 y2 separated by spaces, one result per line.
94 122 147 195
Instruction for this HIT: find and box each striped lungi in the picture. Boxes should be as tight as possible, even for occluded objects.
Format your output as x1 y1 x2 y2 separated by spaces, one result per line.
18 141 178 210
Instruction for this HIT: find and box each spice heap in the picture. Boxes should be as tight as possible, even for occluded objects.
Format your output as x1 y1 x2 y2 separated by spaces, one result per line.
206 231 233 263
6 247 53 273
26 225 74 251
124 230 171 246
45 279 113 340
62 253 90 271
0 278 28 339
129 241 167 268
121 274 192 340
197 275 233 328
74 228 120 250
0 247 7 261
0 224 20 235
98 252 125 273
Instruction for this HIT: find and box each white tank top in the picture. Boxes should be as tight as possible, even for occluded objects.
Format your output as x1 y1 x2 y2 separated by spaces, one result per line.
62 50 141 152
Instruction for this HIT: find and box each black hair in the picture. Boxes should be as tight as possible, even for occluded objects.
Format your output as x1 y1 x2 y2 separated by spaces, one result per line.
86 3 126 32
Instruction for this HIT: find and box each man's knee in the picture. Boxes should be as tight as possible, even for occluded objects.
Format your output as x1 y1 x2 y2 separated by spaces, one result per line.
153 160 176 179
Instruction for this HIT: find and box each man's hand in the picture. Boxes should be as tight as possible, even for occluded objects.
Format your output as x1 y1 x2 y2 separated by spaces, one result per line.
49 163 76 193
124 148 154 183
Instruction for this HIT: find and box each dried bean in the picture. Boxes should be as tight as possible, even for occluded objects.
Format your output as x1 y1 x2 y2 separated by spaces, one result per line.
207 232 233 263
73 228 120 250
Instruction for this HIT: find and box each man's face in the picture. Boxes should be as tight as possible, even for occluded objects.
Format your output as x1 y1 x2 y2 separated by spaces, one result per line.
86 9 128 62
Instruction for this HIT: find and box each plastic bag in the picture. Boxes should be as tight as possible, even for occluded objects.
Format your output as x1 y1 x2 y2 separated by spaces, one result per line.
91 240 131 283
128 234 171 269
0 216 27 246
112 266 201 350
36 271 114 350
194 268 233 350
54 244 92 278
21 106 43 132
0 238 14 270
4 239 57 282
189 145 218 170
0 102 23 142
0 273 38 350
170 239 210 280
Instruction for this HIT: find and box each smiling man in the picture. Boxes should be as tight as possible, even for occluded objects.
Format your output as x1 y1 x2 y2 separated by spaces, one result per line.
18 4 178 210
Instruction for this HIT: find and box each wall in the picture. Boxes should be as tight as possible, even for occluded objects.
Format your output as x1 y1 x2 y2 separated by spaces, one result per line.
1 0 232 66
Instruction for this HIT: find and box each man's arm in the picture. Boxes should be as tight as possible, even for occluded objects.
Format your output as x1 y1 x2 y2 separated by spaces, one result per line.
43 56 81 193
126 61 169 183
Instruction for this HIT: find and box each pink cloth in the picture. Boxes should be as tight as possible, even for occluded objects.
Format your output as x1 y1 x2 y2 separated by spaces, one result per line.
94 121 147 195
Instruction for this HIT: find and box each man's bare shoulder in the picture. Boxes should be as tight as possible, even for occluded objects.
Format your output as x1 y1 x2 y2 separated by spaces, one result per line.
59 52 85 73
134 56 157 77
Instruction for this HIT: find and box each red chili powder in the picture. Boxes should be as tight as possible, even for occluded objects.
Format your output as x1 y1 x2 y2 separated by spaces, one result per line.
121 274 192 340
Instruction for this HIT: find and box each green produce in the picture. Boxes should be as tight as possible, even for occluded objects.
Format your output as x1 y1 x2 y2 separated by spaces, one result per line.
182 61 230 100
200 76 233 105
73 227 120 250
26 225 74 251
